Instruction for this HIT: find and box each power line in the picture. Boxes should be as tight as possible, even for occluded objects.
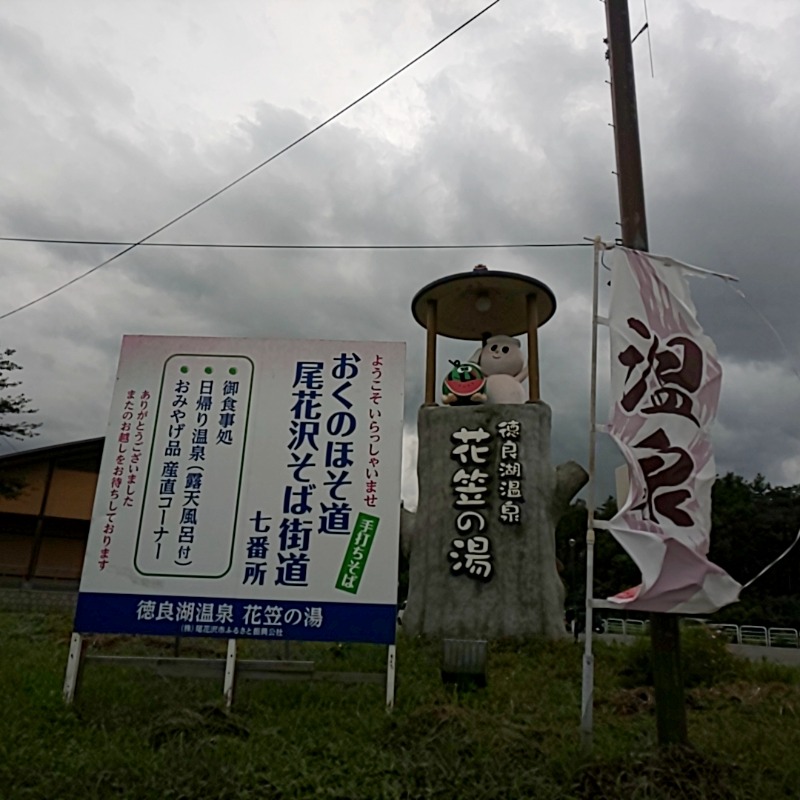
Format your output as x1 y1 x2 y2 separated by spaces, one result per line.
0 0 501 323
0 236 590 250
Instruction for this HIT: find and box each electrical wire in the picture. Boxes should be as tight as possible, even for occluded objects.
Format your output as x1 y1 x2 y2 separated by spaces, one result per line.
726 280 800 386
0 0 501 322
0 236 590 250
643 0 654 78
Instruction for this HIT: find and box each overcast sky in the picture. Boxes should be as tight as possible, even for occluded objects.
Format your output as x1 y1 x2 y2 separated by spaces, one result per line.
2 0 799 507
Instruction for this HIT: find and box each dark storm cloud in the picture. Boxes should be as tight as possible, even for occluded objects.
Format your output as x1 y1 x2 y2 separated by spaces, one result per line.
634 4 800 363
2 0 800 499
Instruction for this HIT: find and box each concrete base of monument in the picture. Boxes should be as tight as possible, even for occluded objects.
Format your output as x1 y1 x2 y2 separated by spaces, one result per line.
402 403 587 640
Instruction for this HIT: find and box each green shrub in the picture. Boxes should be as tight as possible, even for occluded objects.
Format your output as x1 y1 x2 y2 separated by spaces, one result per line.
620 625 739 688
741 658 800 686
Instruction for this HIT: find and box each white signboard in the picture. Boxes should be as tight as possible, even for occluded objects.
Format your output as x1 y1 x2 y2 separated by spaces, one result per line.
75 336 405 644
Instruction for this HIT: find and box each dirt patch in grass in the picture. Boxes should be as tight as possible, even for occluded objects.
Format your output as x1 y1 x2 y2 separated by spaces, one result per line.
602 680 799 720
687 681 798 714
603 686 656 716
574 745 738 800
148 702 250 749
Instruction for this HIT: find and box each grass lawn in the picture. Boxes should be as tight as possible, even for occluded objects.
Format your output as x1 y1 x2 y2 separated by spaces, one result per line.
1 611 799 799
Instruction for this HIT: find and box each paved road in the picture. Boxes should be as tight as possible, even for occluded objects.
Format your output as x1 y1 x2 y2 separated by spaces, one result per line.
727 643 800 665
595 633 800 666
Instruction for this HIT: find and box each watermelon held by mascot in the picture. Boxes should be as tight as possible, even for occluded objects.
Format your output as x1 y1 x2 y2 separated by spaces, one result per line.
442 360 487 405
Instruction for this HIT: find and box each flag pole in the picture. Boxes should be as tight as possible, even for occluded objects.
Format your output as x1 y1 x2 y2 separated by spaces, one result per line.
580 239 603 750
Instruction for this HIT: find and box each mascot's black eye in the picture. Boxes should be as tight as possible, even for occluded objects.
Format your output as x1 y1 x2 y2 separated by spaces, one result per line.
491 345 498 352
502 346 509 354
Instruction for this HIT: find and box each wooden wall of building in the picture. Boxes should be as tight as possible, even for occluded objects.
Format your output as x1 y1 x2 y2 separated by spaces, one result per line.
0 441 101 584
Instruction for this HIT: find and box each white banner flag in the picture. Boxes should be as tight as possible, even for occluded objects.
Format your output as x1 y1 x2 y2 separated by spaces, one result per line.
604 248 741 614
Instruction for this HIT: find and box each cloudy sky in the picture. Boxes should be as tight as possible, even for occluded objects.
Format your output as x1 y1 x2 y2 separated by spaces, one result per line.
1 0 799 507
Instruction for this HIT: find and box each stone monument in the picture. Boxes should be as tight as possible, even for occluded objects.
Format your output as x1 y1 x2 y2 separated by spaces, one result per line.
403 266 587 639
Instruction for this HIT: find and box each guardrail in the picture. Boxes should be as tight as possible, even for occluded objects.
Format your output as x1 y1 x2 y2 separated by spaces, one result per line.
768 628 799 648
739 625 768 647
0 587 77 613
605 618 625 634
605 618 648 636
601 618 800 648
709 623 739 643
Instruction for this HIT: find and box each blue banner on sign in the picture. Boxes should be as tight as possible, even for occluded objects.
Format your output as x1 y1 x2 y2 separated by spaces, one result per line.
74 593 397 644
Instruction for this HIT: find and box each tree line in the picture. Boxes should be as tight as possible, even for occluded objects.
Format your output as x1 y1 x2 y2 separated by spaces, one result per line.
557 473 800 629
0 348 39 498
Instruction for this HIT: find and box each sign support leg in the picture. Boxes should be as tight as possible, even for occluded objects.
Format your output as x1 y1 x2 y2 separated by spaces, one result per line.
223 638 237 709
385 643 397 711
63 632 84 704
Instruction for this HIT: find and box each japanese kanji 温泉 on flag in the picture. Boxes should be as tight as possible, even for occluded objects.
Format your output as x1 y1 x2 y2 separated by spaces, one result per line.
604 248 741 614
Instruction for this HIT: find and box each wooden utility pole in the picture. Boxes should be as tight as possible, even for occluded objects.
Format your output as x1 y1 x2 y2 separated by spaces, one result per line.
604 0 688 746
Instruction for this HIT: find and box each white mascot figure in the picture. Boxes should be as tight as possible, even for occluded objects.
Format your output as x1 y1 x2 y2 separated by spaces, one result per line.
469 335 528 404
